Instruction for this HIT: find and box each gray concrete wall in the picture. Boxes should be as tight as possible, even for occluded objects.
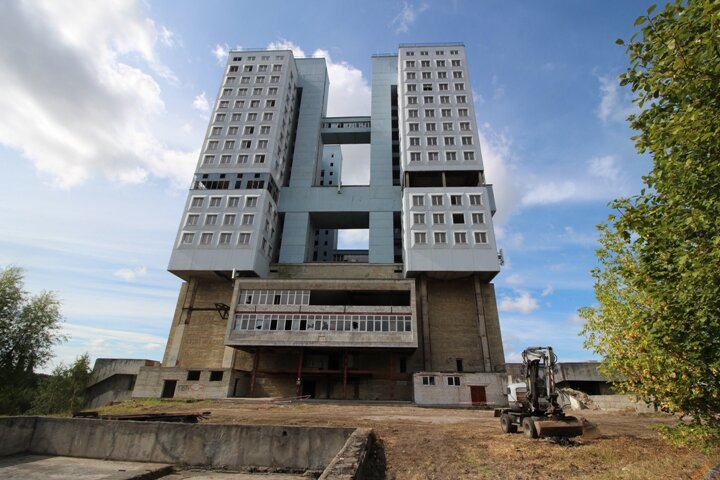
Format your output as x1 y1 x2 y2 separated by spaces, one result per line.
0 417 354 471
412 372 506 406
88 359 160 386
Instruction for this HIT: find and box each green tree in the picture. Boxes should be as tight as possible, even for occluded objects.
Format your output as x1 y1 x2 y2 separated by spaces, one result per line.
0 266 66 414
31 354 91 415
581 0 720 448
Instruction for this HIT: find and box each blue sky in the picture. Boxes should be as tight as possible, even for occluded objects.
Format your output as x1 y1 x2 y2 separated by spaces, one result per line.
0 0 652 368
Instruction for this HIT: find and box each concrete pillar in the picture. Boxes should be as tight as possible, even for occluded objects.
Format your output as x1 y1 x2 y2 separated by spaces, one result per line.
369 211 394 263
279 212 311 263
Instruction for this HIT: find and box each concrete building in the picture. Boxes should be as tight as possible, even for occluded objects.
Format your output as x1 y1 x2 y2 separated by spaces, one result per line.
134 43 506 404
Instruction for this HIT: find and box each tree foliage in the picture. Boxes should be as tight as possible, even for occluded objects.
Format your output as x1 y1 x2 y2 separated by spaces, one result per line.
0 266 66 414
31 354 91 415
581 0 720 448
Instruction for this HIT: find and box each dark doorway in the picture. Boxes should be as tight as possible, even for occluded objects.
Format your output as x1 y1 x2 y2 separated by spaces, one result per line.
470 385 486 405
161 380 177 398
302 379 316 398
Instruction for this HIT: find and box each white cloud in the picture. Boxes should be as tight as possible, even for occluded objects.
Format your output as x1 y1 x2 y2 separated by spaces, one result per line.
113 266 147 282
477 124 522 226
338 229 370 249
588 155 622 182
0 0 196 189
568 313 586 326
192 92 210 113
392 1 429 34
158 25 177 48
266 39 306 59
212 43 229 63
522 181 578 206
505 274 524 286
597 74 636 123
499 291 540 314
541 285 555 297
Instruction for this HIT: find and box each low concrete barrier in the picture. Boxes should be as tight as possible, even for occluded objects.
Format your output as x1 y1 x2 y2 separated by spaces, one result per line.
0 417 355 473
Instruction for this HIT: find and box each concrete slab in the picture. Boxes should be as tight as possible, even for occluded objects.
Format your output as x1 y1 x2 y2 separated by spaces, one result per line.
165 472 306 479
0 454 173 480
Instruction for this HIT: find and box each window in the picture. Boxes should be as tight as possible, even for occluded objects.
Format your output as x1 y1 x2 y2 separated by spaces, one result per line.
207 141 219 151
405 60 415 68
436 59 445 67
439 83 449 91
454 232 467 244
407 84 416 92
453 213 466 224
460 122 471 131
203 155 215 165
245 196 258 207
428 151 439 161
268 87 278 95
247 113 257 121
241 140 252 149
446 151 457 161
414 232 427 244
447 376 461 386
443 122 453 131
459 108 469 117
205 214 217 225
237 88 247 96
228 126 239 135
452 59 461 66
223 140 235 150
412 195 424 206
453 71 463 79
406 72 416 80
438 71 447 79
263 112 273 121
222 88 232 97
469 194 482 206
250 100 260 108
409 137 420 146
242 214 254 225
423 83 432 91
191 197 204 208
456 95 466 103
426 137 437 146
211 126 222 135
422 71 432 79
186 214 199 226
420 50 428 56
273 64 282 71
432 213 445 224
472 212 485 224
238 154 249 164
422 376 435 386
258 66 268 73
218 232 231 245
255 76 265 84
181 233 194 244
431 195 443 206
434 231 447 244
200 232 213 245
223 214 236 225
408 109 418 118
450 195 462 206
421 60 430 67
229 65 238 72
228 197 240 207
463 152 475 161
413 213 425 225
406 51 414 56
243 65 253 73
455 83 465 91
409 123 419 131
219 100 229 108
244 126 255 135
270 75 280 83
474 231 488 244
257 140 268 149
410 152 421 162
209 371 223 381
260 125 271 134
441 108 452 117
424 109 435 117
407 96 418 104
210 197 222 207
424 96 434 104
444 136 455 146
232 113 242 121
440 95 450 104
187 371 200 381
215 113 226 122
238 233 251 245
426 122 436 131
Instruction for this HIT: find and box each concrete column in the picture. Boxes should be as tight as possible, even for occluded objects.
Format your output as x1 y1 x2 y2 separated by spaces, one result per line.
162 279 197 367
473 275 493 372
369 211 394 263
419 275 432 371
279 212 310 263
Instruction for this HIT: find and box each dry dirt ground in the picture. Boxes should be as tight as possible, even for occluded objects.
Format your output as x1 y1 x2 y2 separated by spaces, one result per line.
100 400 719 480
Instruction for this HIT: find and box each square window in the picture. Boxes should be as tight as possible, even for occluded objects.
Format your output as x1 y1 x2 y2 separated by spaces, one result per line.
220 154 231 164
187 370 200 381
246 197 258 207
205 214 217 225
413 213 425 225
434 231 447 244
407 84 417 92
423 84 432 91
422 71 432 79
203 155 215 165
228 126 239 135
209 371 223 381
211 126 222 135
474 231 488 244
238 233 251 245
426 122 436 131
200 232 213 245
412 195 424 207
409 137 420 146
408 109 418 118
455 83 465 91
424 109 435 117
427 137 437 146
441 108 452 117
215 113 226 122
446 151 457 161
210 197 222 207
181 232 194 244
432 213 445 224
469 194 482 206
223 140 235 150
452 213 465 224
414 232 427 244
242 214 254 225
407 72 416 80
409 123 419 131
219 232 232 245
260 126 271 134
428 151 439 161
421 60 430 67
431 195 443 206
255 154 265 164
238 154 249 164
407 96 418 104
444 136 455 146
410 152 421 162
450 195 462 206
424 96 433 104
231 113 242 121
186 214 199 226
207 141 219 151
191 197 204 208
454 232 467 244
224 214 236 225
472 212 485 224
228 197 240 208
443 122 453 131
464 151 475 161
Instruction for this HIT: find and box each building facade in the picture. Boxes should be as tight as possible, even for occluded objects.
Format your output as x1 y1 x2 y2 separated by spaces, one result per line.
134 43 506 404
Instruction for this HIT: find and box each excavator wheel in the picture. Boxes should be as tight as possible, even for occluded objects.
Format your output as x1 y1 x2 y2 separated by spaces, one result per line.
500 414 517 433
522 417 539 439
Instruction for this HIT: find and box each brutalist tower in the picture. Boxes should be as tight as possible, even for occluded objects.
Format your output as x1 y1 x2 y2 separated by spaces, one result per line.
135 43 507 405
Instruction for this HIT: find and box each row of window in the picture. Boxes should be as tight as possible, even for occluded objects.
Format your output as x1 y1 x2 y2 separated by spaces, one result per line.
412 230 489 245
405 82 465 92
181 230 253 246
412 211 486 226
185 212 256 227
404 49 460 57
421 375 462 386
406 94 467 105
405 59 462 68
408 151 476 162
190 195 261 209
410 193 484 208
203 153 270 166
406 121 474 133
213 109 275 121
238 290 310 306
406 70 464 80
408 135 473 146
216 87 280 103
230 54 285 63
233 313 413 333
215 98 278 110
226 63 283 77
404 107 470 118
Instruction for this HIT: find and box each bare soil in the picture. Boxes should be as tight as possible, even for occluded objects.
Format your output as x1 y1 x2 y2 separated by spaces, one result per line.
99 400 718 479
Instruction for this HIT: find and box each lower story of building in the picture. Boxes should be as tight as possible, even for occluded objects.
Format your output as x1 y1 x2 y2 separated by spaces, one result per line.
134 263 506 404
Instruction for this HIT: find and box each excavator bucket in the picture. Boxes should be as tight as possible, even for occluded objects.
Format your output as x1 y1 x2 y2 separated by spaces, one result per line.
535 416 584 438
579 417 602 439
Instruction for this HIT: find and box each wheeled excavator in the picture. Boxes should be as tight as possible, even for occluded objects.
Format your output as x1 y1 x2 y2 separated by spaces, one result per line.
494 346 584 441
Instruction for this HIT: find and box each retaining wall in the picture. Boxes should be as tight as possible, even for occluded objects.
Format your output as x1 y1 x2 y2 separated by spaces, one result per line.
0 417 355 472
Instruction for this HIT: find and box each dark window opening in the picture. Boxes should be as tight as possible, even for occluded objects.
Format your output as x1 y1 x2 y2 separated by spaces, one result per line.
399 358 407 373
187 370 200 381
456 358 464 373
209 371 224 382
